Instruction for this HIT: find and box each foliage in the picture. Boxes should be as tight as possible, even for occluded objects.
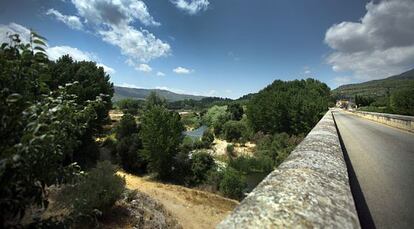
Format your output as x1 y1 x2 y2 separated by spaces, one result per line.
0 32 113 226
145 91 166 110
226 144 235 158
227 103 244 121
222 120 249 142
201 128 215 148
171 151 193 185
180 112 202 130
191 151 216 185
247 79 330 135
219 167 247 200
62 161 125 221
116 98 143 115
390 86 414 116
203 105 231 135
140 96 184 180
228 155 273 174
354 95 375 107
255 133 303 169
50 55 113 128
115 114 138 140
115 114 146 173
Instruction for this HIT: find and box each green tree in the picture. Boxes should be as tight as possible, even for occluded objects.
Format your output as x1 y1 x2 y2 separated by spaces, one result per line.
50 55 114 128
247 79 330 135
191 151 216 185
227 103 244 121
390 87 414 115
115 114 146 173
140 103 184 180
219 167 247 200
201 129 215 148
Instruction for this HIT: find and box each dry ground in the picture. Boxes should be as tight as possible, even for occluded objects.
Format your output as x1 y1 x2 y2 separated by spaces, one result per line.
118 171 239 229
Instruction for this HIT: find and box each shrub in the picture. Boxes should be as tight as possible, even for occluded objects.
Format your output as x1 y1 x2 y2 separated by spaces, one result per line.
116 133 147 173
227 103 244 121
201 129 215 148
115 114 138 140
226 144 235 158
390 86 414 115
219 167 247 200
171 151 193 185
191 151 216 185
222 120 248 142
64 161 125 217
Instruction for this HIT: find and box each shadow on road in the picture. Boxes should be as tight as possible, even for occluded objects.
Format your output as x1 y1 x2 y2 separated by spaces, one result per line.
332 112 376 229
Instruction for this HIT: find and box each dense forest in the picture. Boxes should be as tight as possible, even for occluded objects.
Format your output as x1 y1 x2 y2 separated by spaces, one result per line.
0 32 331 227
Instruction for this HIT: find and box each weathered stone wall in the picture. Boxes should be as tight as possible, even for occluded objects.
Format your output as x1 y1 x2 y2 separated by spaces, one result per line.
217 111 360 228
349 110 414 133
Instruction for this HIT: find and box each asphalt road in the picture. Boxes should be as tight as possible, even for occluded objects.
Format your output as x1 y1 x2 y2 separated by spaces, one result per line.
333 111 414 229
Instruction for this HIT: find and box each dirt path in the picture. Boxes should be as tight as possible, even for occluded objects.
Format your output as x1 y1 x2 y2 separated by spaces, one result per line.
118 171 239 229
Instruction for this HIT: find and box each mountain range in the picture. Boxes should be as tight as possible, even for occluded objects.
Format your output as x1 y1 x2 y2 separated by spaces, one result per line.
332 69 414 99
113 86 206 102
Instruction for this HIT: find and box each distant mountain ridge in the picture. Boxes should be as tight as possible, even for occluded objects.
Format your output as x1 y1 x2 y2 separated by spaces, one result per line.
113 86 206 102
332 69 414 98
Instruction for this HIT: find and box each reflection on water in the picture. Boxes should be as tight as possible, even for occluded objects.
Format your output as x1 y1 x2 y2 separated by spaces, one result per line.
183 125 207 139
246 172 268 192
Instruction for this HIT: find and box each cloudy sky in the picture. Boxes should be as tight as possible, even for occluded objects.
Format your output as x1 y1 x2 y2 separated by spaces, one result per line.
1 0 413 98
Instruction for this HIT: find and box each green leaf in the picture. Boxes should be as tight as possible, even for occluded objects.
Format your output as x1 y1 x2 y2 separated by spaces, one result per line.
33 39 47 47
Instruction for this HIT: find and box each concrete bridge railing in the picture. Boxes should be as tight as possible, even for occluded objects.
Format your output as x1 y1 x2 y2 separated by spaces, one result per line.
217 111 360 228
348 110 414 133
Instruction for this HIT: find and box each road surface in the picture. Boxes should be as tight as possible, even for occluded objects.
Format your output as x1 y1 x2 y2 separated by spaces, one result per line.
333 110 414 229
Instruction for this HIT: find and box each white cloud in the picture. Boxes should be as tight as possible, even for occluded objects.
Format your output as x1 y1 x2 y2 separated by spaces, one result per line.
325 0 414 80
304 70 311 74
71 0 160 27
332 76 354 87
46 9 83 30
51 0 170 65
0 22 31 44
155 86 185 94
156 71 166 76
173 66 192 74
170 0 209 15
100 26 170 63
47 45 116 74
136 63 152 72
117 83 142 88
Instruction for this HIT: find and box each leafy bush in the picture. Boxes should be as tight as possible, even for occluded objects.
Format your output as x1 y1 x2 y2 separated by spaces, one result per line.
255 133 303 168
226 144 235 158
116 114 138 140
222 120 250 142
64 161 125 218
191 151 216 185
203 105 230 135
201 129 215 148
116 99 143 115
181 112 202 130
116 134 147 173
219 167 247 200
227 103 244 121
390 86 414 115
171 151 193 185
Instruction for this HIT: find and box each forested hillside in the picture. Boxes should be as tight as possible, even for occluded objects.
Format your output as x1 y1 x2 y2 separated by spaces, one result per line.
332 69 414 99
114 86 205 102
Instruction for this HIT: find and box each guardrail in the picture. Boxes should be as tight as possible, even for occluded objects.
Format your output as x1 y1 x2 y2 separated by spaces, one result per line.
348 110 414 133
217 111 360 228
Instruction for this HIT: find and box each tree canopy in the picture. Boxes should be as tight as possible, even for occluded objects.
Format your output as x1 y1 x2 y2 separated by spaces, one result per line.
246 79 330 135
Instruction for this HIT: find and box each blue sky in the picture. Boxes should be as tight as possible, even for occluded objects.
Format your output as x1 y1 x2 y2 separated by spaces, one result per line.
1 0 413 98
